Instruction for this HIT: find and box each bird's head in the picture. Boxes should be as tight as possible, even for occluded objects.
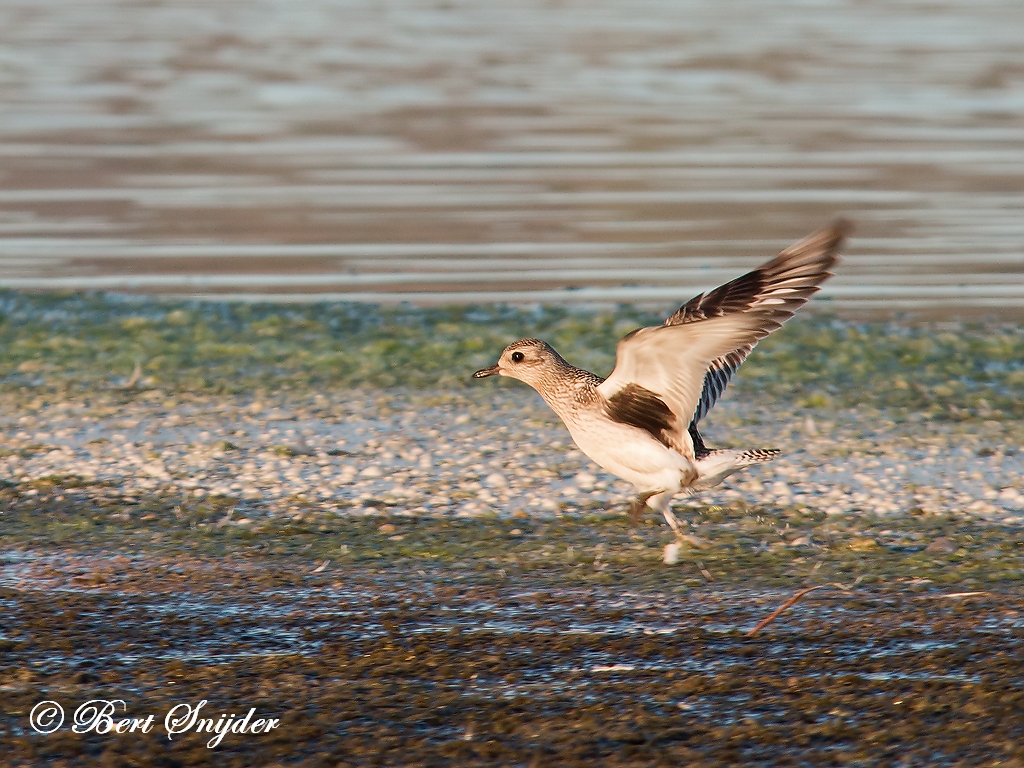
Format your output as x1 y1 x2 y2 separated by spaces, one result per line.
473 338 564 388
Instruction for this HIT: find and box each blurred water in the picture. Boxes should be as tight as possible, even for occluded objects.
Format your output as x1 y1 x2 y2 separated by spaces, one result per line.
0 0 1023 314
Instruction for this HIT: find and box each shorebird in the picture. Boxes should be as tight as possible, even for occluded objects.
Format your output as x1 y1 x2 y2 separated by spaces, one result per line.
473 220 848 536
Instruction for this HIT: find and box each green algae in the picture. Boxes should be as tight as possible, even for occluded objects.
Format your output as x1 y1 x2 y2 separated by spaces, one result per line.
3 484 1022 589
2 292 1024 420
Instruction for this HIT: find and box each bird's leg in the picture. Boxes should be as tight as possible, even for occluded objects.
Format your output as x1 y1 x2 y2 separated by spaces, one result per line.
628 490 658 525
661 508 684 537
647 490 687 542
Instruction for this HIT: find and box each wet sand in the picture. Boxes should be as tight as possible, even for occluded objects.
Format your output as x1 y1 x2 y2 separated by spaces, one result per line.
1 1 1024 312
3 376 1024 764
3 508 1024 766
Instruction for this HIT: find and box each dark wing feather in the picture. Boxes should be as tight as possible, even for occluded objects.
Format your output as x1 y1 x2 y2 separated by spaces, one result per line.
671 219 850 427
598 219 849 459
664 219 849 328
605 383 678 450
688 421 710 460
691 347 751 426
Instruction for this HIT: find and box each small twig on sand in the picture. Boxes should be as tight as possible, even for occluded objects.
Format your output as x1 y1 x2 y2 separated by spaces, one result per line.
913 591 989 600
746 585 828 637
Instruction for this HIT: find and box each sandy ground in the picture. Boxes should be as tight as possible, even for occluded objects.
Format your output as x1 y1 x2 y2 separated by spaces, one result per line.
5 389 1024 525
2 379 1024 764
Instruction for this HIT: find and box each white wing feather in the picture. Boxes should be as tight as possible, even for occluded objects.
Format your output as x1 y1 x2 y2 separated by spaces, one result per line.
597 313 772 454
597 220 848 457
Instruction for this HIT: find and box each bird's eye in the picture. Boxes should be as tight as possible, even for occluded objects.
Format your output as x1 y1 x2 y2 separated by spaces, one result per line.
511 351 525 363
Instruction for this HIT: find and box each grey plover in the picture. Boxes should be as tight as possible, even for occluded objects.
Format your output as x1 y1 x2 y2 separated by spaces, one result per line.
474 220 848 536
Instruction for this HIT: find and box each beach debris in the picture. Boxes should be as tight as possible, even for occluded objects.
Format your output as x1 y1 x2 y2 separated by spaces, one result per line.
746 585 828 636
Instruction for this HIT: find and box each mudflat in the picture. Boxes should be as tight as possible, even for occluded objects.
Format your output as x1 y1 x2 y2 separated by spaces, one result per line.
2 297 1023 764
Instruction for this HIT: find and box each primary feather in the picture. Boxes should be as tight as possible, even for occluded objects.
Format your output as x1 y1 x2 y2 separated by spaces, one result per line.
597 219 848 459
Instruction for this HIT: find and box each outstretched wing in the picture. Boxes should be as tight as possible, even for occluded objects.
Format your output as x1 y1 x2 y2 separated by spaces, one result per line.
598 220 848 457
678 220 850 426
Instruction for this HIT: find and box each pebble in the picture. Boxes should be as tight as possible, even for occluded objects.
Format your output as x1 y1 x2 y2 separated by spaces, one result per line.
1 389 1023 528
484 473 507 488
575 472 597 490
848 538 879 551
925 537 958 555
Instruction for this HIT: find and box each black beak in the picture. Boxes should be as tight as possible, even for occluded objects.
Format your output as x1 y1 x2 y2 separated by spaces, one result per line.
473 364 500 379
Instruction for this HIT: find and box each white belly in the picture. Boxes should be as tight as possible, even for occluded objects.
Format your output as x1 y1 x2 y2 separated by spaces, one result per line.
563 416 693 493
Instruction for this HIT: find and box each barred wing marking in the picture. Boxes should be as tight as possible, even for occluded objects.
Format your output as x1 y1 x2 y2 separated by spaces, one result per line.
677 220 850 427
599 220 848 457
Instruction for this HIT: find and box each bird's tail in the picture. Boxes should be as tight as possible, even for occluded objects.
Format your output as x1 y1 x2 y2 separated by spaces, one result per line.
686 448 780 492
722 448 780 467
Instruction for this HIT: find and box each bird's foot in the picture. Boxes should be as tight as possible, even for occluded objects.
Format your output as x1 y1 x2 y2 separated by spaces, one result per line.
661 510 690 565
